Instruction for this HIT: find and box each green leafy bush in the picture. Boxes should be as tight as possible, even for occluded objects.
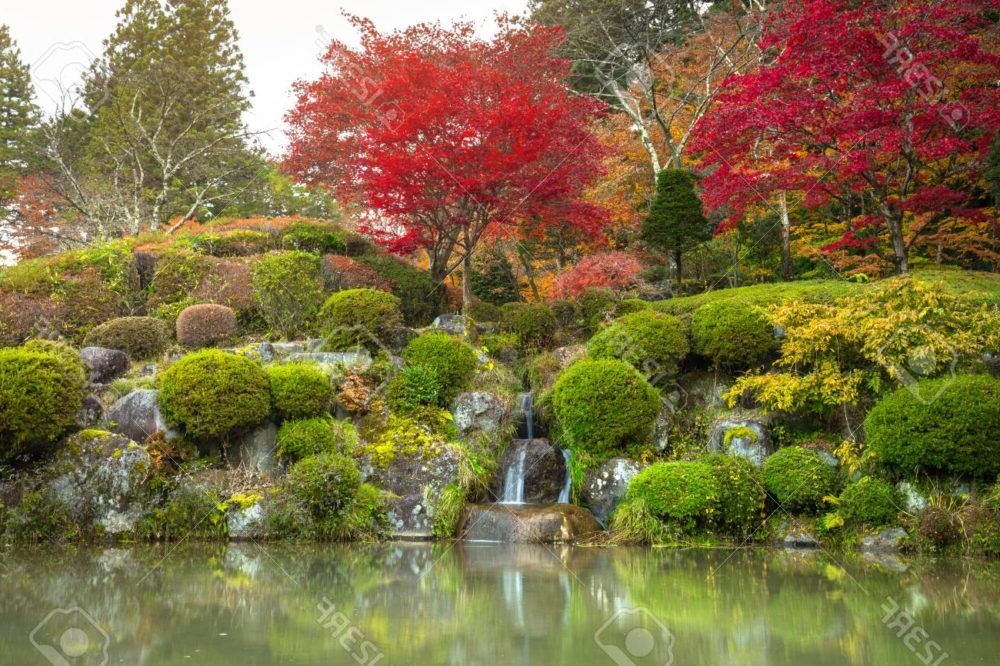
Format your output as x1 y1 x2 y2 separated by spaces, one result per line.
157 349 270 441
287 453 362 520
762 446 838 513
281 222 348 254
616 298 652 315
189 230 274 257
577 288 617 334
691 300 776 369
626 461 720 533
318 288 403 351
551 358 660 455
387 365 443 412
0 347 87 460
499 302 557 350
83 316 170 360
402 331 478 402
276 417 357 461
838 476 899 526
251 251 325 338
267 362 333 420
356 254 442 326
21 339 87 382
588 311 689 378
468 300 503 323
175 303 237 348
702 454 766 537
146 251 211 309
865 375 1000 478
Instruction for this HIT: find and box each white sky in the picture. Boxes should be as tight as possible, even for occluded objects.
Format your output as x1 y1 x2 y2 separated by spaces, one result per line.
3 0 529 156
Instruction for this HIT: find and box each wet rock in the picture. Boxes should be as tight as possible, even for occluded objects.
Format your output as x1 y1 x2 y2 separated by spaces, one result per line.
459 504 602 543
772 519 820 549
581 458 643 524
452 392 508 436
227 498 267 540
229 422 280 476
860 527 909 554
365 447 462 538
76 394 104 428
896 481 928 514
287 351 372 372
433 314 470 337
708 414 771 467
254 341 276 363
653 405 673 452
105 389 174 443
80 346 130 384
488 439 566 504
271 341 308 356
677 371 733 411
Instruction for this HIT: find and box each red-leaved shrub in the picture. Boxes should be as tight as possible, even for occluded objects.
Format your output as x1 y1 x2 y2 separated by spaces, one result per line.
194 258 254 311
549 251 644 300
176 304 237 348
321 254 393 292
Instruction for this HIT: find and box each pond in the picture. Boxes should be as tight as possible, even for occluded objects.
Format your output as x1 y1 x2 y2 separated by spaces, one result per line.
1 542 998 665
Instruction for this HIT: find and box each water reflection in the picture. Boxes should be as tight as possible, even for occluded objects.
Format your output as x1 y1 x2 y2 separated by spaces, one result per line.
1 542 999 665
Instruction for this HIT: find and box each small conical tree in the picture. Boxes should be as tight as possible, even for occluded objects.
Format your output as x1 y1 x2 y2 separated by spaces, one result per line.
642 168 711 282
0 24 41 206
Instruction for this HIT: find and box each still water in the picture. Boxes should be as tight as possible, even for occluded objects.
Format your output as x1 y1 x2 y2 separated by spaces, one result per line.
1 542 998 665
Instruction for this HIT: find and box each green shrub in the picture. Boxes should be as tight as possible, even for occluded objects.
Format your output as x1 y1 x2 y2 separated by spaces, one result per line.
499 302 557 350
402 331 478 402
702 454 766 537
551 358 660 456
626 461 720 533
577 288 617 334
21 339 87 382
147 251 211 308
175 303 237 348
356 254 442 326
189 230 274 257
838 476 899 526
691 300 776 369
762 446 838 513
83 316 170 360
267 362 333 420
0 347 87 459
157 350 270 441
608 497 670 545
616 298 652 315
287 453 362 519
318 288 403 351
468 300 503 323
136 481 228 541
588 311 689 378
251 251 325 338
276 417 357 461
281 222 348 254
865 375 1000 478
387 365 443 412
480 332 519 361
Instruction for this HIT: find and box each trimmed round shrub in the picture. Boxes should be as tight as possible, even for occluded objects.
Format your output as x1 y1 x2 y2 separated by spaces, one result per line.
176 303 237 348
157 349 270 441
251 251 325 339
0 347 87 458
193 258 254 311
691 300 776 369
626 461 720 532
387 365 443 412
83 316 170 360
577 288 617 334
276 418 358 461
499 302 557 350
287 453 362 519
551 358 661 455
402 331 478 402
267 362 333 420
146 250 211 309
702 454 766 537
356 254 442 326
318 288 403 351
281 222 347 254
762 446 839 513
865 375 1000 478
588 311 689 378
616 298 652 315
839 476 899 526
22 339 87 382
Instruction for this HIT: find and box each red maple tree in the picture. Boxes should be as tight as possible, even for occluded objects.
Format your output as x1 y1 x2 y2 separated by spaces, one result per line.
284 16 608 309
691 0 1000 274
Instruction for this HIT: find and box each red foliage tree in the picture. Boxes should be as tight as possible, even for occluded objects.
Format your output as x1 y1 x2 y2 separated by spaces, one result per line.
549 250 643 300
284 16 608 309
691 0 1000 274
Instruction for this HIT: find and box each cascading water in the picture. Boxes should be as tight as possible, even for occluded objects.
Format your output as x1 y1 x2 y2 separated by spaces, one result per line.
517 392 534 440
556 449 572 504
501 444 528 504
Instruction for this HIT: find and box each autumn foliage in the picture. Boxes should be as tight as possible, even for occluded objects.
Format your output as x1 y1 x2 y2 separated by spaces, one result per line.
549 251 643 300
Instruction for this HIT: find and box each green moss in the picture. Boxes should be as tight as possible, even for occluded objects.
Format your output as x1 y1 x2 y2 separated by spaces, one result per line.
83 316 171 360
387 365 444 412
318 288 403 351
431 483 468 539
157 350 271 442
551 358 660 456
498 302 557 351
21 339 87 382
723 426 759 448
691 300 776 369
865 375 1000 479
616 298 652 315
267 362 333 420
702 453 766 538
251 251 325 339
838 476 899 526
588 310 689 378
2 488 82 542
276 417 357 461
626 461 720 533
762 446 839 514
188 229 274 256
402 331 478 403
362 412 451 467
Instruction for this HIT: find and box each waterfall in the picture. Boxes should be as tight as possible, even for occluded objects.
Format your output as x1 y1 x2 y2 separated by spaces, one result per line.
556 449 572 504
501 444 527 504
517 392 534 440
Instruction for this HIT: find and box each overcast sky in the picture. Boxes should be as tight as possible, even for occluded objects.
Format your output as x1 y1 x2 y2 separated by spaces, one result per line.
4 0 529 155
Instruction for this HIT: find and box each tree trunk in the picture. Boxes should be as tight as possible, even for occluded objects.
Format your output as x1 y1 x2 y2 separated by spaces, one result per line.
779 190 792 279
887 211 909 274
673 248 683 286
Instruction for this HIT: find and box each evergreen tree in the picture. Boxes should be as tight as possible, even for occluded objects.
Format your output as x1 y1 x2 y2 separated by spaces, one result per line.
0 25 41 206
471 245 522 305
642 168 711 281
986 132 1000 208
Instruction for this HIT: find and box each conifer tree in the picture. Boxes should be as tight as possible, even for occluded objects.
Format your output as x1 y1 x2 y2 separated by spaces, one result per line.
641 168 710 282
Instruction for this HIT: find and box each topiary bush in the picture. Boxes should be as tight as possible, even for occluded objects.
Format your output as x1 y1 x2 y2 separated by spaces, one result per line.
276 417 358 461
318 288 403 351
189 229 274 257
626 461 720 533
762 446 839 513
616 298 652 315
146 250 211 310
702 454 766 537
267 362 333 420
402 331 478 403
21 339 87 383
83 316 170 360
499 302 557 351
865 375 1000 479
691 300 776 369
281 221 348 254
838 476 899 526
588 311 689 379
387 365 443 412
468 300 503 324
576 288 617 335
0 347 87 460
551 358 661 456
356 254 442 326
287 453 362 520
251 251 325 339
175 304 237 348
157 349 270 441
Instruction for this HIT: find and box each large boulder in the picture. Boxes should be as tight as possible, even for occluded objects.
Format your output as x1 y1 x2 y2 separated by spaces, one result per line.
105 389 173 443
581 458 643 524
489 439 567 504
365 447 462 539
287 351 372 372
80 346 130 384
76 394 104 428
432 314 470 338
860 527 909 555
228 422 280 476
452 392 508 436
459 504 602 543
708 414 772 467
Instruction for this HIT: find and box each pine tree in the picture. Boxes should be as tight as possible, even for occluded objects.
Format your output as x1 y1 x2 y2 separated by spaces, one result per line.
0 25 41 206
641 168 711 282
